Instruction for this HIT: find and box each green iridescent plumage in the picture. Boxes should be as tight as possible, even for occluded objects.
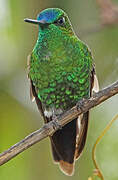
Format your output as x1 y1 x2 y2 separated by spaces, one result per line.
28 8 93 110
25 8 98 176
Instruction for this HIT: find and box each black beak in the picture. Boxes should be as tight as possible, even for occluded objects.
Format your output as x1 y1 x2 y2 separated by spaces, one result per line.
24 18 45 25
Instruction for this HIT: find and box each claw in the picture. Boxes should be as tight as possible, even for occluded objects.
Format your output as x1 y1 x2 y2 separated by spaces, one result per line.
52 121 62 130
52 115 62 131
76 98 86 111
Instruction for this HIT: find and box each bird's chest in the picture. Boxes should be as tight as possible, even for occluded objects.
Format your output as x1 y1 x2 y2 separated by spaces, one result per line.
30 39 91 111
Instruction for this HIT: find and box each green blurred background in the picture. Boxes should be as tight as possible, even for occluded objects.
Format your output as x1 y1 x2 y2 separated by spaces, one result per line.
0 0 118 179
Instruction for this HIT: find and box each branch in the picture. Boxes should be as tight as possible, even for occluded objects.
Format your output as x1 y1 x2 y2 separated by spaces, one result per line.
0 80 118 166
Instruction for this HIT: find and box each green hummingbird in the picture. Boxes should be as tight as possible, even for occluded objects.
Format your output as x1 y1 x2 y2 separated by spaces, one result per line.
24 8 99 176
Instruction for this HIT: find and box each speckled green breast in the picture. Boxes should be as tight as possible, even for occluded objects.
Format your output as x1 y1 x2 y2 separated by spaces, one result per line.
29 34 93 110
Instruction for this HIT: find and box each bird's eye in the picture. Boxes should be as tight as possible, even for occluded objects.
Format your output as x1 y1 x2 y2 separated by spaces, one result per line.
54 17 65 26
58 17 65 25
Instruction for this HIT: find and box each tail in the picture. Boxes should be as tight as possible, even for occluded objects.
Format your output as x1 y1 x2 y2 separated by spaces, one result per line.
50 112 89 176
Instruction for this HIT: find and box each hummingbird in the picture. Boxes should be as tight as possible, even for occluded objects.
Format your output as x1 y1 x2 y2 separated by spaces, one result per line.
24 8 99 176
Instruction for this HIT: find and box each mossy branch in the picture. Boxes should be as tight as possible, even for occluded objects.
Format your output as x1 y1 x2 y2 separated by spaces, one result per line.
0 80 118 166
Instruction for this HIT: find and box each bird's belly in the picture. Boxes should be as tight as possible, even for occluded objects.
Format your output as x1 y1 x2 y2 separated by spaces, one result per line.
38 70 90 111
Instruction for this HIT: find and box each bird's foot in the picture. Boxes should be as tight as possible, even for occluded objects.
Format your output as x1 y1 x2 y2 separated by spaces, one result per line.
52 115 62 131
76 98 86 112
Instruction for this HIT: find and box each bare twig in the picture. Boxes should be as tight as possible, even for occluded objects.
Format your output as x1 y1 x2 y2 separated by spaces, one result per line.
0 80 118 166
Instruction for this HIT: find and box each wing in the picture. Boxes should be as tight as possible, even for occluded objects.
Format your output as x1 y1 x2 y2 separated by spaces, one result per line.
91 64 99 94
75 65 99 160
27 55 46 119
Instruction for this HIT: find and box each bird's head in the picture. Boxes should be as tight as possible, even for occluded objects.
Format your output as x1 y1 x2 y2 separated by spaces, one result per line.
24 8 73 34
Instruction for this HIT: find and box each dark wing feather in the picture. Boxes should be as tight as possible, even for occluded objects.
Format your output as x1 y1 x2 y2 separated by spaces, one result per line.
30 80 44 117
74 112 89 159
75 65 99 159
27 55 46 120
